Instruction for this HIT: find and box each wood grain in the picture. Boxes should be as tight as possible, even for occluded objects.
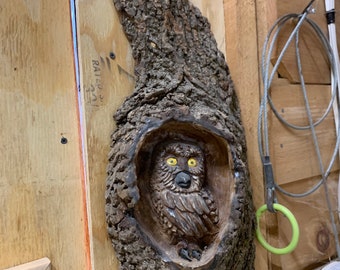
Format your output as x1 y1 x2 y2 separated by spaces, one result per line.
6 0 336 269
224 0 268 269
275 174 339 269
76 0 135 268
274 0 333 84
254 1 340 269
0 0 89 269
269 82 338 185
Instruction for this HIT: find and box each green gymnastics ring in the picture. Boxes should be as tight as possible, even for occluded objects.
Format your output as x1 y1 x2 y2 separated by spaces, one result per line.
256 203 299 255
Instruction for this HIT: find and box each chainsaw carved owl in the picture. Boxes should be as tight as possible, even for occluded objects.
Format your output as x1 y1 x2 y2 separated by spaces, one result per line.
150 141 219 261
107 0 256 267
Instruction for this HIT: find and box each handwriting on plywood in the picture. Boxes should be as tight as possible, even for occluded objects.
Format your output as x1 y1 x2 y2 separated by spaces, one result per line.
84 57 135 108
85 59 104 107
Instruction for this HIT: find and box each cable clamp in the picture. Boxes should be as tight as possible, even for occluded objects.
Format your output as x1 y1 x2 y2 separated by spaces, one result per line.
326 9 336 24
302 0 316 14
263 156 277 212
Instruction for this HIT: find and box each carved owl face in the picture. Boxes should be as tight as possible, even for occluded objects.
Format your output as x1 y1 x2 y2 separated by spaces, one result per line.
150 141 205 193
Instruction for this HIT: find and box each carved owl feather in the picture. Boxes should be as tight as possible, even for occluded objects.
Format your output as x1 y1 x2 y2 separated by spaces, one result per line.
149 141 219 260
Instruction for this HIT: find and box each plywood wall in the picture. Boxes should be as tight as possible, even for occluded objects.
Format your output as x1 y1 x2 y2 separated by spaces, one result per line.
255 0 340 269
3 0 338 269
76 0 135 268
0 0 89 269
223 1 268 269
0 0 268 269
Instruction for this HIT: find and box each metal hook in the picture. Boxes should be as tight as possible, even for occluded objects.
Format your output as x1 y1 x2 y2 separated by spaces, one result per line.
263 156 277 213
302 0 316 14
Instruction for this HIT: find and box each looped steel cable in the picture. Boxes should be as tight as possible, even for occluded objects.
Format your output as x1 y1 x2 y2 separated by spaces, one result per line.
258 0 340 258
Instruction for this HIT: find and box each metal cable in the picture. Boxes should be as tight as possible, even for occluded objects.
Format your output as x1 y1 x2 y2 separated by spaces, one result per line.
259 10 340 197
258 2 340 258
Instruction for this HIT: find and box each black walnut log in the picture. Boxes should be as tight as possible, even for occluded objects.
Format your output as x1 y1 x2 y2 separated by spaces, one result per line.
105 0 256 269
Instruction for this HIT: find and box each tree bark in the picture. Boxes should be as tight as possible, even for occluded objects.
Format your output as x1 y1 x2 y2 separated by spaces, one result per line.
105 0 256 269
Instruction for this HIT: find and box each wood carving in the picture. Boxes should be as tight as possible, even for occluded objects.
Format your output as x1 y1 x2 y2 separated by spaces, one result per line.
105 0 255 269
150 141 219 261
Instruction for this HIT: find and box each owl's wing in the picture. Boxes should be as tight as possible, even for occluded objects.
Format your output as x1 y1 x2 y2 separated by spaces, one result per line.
160 190 219 238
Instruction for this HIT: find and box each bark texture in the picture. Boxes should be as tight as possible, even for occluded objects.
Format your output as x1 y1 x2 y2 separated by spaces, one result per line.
105 0 256 269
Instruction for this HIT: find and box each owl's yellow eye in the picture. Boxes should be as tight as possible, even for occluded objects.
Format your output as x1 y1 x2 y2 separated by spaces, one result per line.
188 158 197 167
166 157 177 166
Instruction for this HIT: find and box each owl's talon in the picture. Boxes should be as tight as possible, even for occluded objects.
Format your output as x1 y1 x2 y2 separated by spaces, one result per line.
191 249 202 261
178 248 192 261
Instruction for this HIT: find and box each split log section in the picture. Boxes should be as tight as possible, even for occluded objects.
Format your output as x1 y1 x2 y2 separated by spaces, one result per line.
105 0 256 269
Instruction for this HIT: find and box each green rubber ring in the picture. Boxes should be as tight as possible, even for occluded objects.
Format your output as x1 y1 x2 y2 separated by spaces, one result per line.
256 203 299 255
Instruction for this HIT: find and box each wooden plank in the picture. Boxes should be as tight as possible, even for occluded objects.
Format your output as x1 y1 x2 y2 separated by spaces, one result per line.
255 1 282 268
5 258 51 270
267 81 339 269
255 1 340 269
224 1 268 269
76 0 135 269
224 0 264 209
0 1 89 269
274 0 331 84
269 82 338 185
274 174 339 269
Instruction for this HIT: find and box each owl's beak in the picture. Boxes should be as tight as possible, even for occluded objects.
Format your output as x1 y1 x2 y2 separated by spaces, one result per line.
175 171 191 189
